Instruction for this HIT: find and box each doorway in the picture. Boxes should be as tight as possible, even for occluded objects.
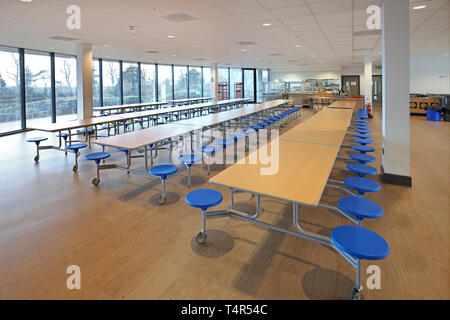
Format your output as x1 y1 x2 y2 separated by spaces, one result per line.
341 75 360 96
372 75 382 107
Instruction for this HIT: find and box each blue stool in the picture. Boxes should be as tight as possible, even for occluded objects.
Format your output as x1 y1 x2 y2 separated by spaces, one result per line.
65 143 88 172
347 163 378 177
353 139 374 146
344 176 381 196
57 133 69 148
353 134 373 139
84 152 111 185
200 145 220 175
338 197 383 221
349 153 376 164
352 145 375 154
332 225 389 299
354 126 370 130
257 122 269 128
185 189 223 244
149 164 178 204
27 137 49 162
354 129 371 134
249 125 264 131
354 120 369 124
178 154 202 187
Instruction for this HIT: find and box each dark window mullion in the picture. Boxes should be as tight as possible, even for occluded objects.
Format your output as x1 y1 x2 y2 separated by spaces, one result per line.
50 52 56 123
171 64 174 101
201 66 204 98
119 61 124 105
19 48 26 129
138 62 142 103
99 58 103 106
187 66 190 99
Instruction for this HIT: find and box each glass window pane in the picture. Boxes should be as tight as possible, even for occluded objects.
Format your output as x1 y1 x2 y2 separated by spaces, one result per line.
55 55 77 121
102 60 120 106
157 65 173 102
218 68 229 100
92 58 100 107
262 69 269 83
141 63 156 103
203 67 210 97
174 66 187 100
244 69 255 102
0 47 21 133
188 67 202 98
230 68 242 99
25 50 51 127
123 62 139 104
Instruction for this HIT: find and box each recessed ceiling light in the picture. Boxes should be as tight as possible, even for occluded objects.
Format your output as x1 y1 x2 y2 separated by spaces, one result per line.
310 54 315 58
241 49 247 52
413 5 426 10
20 0 32 2
167 35 175 38
103 44 109 47
295 44 301 48
262 23 271 27
171 54 176 57
256 58 260 60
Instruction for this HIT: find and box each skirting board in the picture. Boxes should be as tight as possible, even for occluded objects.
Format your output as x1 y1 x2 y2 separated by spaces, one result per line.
380 165 412 187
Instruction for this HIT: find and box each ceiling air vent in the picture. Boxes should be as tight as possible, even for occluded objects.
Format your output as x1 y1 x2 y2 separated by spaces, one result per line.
236 41 256 46
158 11 198 24
146 50 159 54
269 53 283 56
49 36 78 41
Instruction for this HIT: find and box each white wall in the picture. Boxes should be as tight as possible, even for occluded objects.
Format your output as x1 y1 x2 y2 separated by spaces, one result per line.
271 70 341 82
410 57 450 94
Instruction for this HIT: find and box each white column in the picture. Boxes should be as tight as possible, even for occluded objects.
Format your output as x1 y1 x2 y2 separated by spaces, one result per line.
76 43 93 120
382 0 411 185
364 56 373 107
210 63 219 101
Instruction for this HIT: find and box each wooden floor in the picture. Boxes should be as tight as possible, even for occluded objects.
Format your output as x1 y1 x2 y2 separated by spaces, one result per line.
0 107 448 300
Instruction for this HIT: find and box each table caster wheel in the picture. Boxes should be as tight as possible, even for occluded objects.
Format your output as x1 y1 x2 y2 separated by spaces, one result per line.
73 165 78 173
350 288 363 300
34 155 39 162
92 178 100 185
158 195 166 205
195 232 207 244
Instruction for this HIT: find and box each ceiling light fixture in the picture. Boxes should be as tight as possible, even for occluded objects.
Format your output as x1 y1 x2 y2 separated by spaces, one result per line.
20 0 33 2
262 23 271 27
295 44 301 48
167 35 175 38
241 49 247 52
172 54 176 57
412 5 426 10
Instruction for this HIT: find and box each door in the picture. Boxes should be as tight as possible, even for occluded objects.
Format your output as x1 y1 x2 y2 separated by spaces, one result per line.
243 69 256 103
372 75 382 107
341 75 360 96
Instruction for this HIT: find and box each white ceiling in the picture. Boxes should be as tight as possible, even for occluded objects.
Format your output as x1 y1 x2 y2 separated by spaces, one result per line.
0 0 448 69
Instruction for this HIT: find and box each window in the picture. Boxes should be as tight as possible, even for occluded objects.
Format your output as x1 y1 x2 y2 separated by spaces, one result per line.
230 68 243 99
203 67 210 97
141 63 156 103
244 69 255 102
102 60 120 106
25 50 51 127
92 58 101 107
0 47 21 133
262 69 269 83
55 55 77 121
218 68 229 86
123 62 139 104
188 66 202 98
158 65 173 101
174 66 187 100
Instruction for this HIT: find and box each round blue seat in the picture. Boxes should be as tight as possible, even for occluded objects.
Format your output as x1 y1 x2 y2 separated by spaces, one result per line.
213 139 234 148
354 126 370 130
185 189 223 210
344 177 381 194
357 115 368 119
149 164 178 179
332 225 389 260
265 119 275 124
257 122 269 127
249 125 264 131
77 128 94 135
338 197 383 220
352 145 375 153
57 133 69 140
200 145 220 154
27 137 48 144
178 154 202 166
349 153 376 163
347 163 378 176
355 120 369 124
85 152 110 164
354 129 371 134
353 134 373 139
65 143 87 152
353 139 374 145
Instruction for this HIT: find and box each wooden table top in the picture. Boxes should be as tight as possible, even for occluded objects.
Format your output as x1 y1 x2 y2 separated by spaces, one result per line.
326 100 358 109
93 123 203 150
209 139 340 206
28 99 249 132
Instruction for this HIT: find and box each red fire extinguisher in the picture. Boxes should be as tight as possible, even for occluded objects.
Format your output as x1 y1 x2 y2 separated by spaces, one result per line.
367 102 373 118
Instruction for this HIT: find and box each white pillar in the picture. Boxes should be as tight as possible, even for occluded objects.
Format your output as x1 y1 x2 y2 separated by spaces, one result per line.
76 43 93 120
210 63 219 101
382 0 411 186
364 56 373 107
